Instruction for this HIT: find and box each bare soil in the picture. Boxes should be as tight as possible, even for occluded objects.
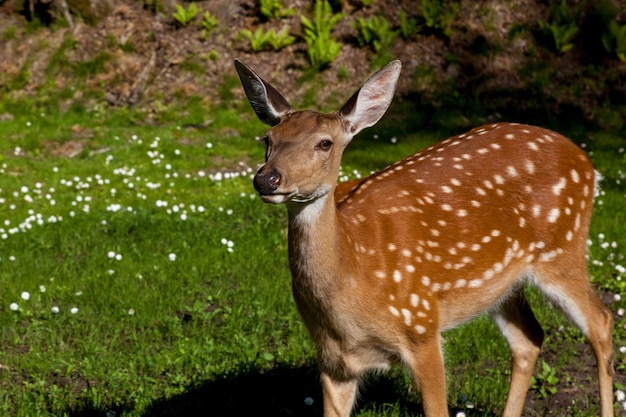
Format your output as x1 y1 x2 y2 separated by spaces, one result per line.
1 0 625 127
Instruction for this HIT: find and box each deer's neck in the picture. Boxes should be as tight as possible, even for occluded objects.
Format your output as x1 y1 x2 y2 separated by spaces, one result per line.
286 193 351 303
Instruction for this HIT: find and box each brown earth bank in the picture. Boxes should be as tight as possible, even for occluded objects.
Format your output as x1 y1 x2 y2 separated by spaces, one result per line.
0 0 625 131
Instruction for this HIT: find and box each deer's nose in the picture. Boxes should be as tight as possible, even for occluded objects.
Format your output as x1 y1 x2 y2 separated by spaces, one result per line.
253 167 282 194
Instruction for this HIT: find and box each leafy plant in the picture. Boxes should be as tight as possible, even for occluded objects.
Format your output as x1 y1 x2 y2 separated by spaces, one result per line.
602 20 626 61
201 11 218 32
538 0 584 54
531 360 559 398
239 27 295 52
353 16 398 52
421 0 459 38
142 0 163 13
259 0 295 20
399 9 420 40
172 2 201 27
352 15 398 67
301 0 343 69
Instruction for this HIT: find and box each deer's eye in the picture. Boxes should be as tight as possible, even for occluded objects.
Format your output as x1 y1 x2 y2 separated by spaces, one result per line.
316 139 333 151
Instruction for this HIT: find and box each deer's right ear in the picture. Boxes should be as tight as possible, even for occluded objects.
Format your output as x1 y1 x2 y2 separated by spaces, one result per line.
234 59 293 126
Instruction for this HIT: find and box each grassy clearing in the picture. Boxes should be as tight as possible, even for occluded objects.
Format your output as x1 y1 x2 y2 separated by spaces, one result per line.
0 98 625 416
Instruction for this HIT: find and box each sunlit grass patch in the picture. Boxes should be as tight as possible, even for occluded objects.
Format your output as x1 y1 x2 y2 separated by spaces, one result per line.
0 102 625 416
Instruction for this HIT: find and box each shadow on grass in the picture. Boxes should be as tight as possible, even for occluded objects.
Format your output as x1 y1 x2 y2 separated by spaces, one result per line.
67 363 440 417
68 362 503 417
141 364 324 417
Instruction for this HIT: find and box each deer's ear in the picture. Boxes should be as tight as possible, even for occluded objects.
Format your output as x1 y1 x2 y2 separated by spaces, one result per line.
234 59 293 126
339 60 401 136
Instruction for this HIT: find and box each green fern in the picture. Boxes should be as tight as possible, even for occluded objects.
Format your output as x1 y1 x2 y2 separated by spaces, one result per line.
172 2 200 27
399 9 420 40
538 0 584 54
201 11 218 32
602 20 626 61
421 0 459 37
240 27 295 52
260 0 295 20
353 16 398 53
301 0 343 69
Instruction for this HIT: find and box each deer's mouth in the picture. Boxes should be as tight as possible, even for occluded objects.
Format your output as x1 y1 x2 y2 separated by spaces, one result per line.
258 191 293 204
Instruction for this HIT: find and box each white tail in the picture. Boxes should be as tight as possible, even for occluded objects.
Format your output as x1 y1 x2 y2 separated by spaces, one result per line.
234 59 615 417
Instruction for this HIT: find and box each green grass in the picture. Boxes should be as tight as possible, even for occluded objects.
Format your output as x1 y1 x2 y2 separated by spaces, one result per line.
0 99 625 416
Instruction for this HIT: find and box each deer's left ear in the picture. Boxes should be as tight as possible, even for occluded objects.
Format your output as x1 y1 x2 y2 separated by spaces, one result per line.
339 60 401 136
234 59 293 126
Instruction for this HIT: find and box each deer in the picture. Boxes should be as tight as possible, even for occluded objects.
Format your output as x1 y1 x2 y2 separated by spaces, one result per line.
234 58 615 417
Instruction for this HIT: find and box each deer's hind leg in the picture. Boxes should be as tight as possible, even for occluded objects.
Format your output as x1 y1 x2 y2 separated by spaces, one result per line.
490 289 544 417
533 262 614 417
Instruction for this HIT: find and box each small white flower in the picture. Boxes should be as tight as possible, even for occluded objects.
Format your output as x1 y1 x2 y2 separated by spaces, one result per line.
620 346 626 354
39 285 46 293
455 412 467 417
70 307 78 314
115 254 122 261
128 309 135 315
21 291 30 301
168 253 176 262
10 303 18 311
51 306 59 314
107 251 116 259
614 294 622 302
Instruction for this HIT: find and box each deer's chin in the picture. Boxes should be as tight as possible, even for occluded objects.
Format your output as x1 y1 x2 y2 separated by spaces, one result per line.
258 192 292 204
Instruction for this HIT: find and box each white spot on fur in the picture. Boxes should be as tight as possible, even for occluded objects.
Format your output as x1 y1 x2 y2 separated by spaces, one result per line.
469 279 483 288
401 308 412 326
547 208 560 223
552 177 567 195
388 306 400 317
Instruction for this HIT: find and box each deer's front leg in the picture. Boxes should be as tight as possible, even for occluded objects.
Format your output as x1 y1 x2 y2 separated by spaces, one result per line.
406 336 449 417
321 372 358 417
